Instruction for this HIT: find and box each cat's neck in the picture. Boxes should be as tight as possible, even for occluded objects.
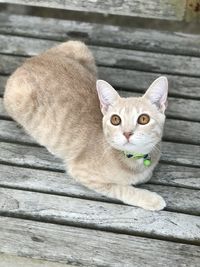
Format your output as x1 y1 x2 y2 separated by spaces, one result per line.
113 142 161 171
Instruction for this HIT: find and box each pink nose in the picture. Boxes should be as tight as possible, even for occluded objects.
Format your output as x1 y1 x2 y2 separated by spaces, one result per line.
123 132 133 140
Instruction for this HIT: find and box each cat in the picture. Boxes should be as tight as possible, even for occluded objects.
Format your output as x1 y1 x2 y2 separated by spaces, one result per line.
4 41 168 211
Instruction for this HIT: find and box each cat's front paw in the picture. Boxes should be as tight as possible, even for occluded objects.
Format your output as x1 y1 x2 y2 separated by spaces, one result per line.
140 191 166 211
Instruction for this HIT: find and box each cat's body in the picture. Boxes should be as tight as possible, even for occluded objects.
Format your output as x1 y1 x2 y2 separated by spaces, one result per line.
4 41 168 210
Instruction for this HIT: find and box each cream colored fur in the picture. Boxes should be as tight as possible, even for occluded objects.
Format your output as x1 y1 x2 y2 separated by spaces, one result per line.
4 41 168 211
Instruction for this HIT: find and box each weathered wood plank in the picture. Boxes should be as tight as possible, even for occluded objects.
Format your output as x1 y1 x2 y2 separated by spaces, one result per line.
98 67 200 99
0 0 186 20
1 217 199 267
1 116 200 146
162 141 200 166
93 46 200 77
0 75 7 96
153 164 200 189
0 120 35 144
0 164 199 214
1 35 200 77
0 187 199 242
164 119 200 145
0 139 199 170
0 98 8 118
1 13 200 56
0 254 71 267
0 141 63 171
0 54 25 74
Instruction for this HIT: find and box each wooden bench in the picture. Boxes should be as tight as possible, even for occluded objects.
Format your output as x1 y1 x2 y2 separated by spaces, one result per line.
0 0 200 266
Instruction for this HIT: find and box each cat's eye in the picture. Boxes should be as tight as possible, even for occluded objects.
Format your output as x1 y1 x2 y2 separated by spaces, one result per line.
137 114 150 125
111 114 121 126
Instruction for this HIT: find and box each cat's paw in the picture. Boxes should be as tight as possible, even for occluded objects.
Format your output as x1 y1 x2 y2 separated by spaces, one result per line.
140 191 166 211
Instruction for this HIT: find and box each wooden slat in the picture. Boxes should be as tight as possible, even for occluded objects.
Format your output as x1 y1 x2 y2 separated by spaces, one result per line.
1 217 199 267
0 254 71 267
93 46 200 77
0 141 62 171
0 0 186 21
0 120 35 144
1 116 200 147
0 140 199 170
153 164 200 189
0 13 200 56
0 187 199 242
98 67 200 99
164 119 200 145
0 98 8 118
0 54 25 74
1 35 200 78
0 164 199 214
0 75 7 96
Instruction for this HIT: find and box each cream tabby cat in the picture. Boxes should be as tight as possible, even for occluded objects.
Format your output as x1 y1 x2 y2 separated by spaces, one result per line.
4 41 168 211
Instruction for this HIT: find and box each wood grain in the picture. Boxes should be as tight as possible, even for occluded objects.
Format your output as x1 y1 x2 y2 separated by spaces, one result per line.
0 254 71 267
1 217 199 267
1 35 200 78
0 187 199 242
0 164 199 214
0 76 7 96
98 66 200 99
0 98 8 118
0 0 186 20
0 13 199 56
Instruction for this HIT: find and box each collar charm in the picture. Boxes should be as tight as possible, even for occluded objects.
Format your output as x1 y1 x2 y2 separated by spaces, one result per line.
124 151 151 167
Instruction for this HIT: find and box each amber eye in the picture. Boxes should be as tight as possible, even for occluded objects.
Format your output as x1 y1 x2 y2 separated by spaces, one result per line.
110 114 121 126
137 114 150 125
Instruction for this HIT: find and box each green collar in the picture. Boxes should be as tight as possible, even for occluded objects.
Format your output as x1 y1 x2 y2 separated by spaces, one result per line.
123 151 151 167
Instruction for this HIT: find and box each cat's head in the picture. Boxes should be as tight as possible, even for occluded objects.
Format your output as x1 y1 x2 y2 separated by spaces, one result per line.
96 77 168 154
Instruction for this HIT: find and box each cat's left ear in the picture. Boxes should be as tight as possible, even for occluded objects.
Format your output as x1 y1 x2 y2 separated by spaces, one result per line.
143 76 168 113
96 80 120 115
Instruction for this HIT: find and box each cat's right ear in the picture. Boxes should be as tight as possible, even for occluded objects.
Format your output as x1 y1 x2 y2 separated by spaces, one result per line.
96 80 120 115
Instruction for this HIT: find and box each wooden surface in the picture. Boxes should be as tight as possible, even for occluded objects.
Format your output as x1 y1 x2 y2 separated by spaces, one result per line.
1 217 199 267
1 34 200 78
0 254 71 267
0 10 199 267
1 13 200 56
0 0 186 20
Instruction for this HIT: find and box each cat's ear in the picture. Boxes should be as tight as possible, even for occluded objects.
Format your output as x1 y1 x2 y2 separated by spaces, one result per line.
96 80 120 114
143 76 168 113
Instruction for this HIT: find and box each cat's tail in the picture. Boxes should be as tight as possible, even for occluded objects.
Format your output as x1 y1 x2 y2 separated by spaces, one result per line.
51 40 97 77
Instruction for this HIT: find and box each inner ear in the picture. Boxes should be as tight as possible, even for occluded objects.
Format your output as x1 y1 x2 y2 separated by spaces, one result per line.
143 76 168 113
96 80 120 115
